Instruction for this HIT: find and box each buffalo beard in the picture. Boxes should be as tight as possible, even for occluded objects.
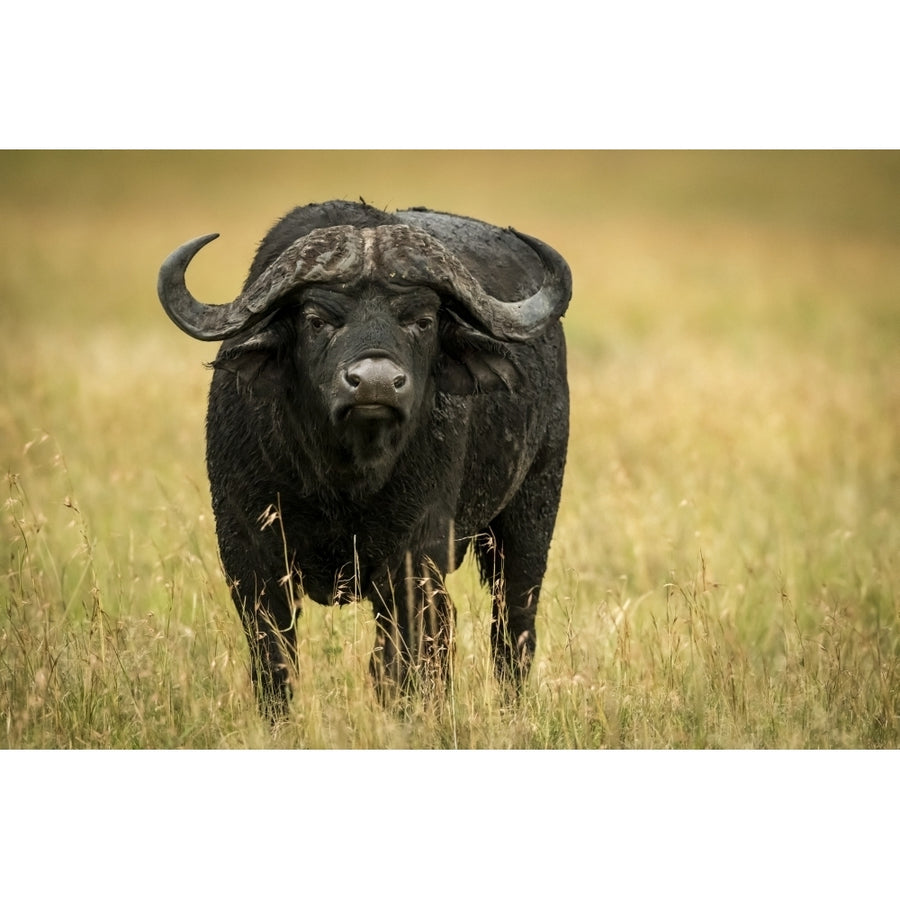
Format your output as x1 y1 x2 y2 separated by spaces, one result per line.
334 407 408 495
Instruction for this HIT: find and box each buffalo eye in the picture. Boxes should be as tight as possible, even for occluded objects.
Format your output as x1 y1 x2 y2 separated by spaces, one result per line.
409 316 434 334
306 314 328 333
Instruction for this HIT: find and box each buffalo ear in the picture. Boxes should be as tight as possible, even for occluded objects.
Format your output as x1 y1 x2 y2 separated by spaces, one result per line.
209 328 284 395
435 318 520 395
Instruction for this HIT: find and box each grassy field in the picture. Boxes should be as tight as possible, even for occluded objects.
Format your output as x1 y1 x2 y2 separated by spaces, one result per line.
2 150 898 748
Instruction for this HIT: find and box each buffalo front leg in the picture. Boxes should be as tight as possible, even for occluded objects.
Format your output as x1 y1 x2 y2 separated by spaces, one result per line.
233 580 298 721
477 529 540 687
369 555 456 704
477 441 567 691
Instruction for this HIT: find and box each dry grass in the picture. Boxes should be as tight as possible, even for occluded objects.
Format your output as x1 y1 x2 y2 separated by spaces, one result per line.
2 150 899 748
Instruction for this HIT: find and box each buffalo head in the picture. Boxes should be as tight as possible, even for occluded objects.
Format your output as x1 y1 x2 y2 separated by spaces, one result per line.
158 217 570 486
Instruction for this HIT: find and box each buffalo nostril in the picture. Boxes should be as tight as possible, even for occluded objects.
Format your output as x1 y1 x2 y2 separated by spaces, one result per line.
346 371 361 388
393 374 407 390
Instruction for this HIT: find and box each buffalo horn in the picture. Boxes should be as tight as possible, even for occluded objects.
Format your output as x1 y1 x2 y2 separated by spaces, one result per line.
157 227 369 341
158 223 570 343
378 226 571 342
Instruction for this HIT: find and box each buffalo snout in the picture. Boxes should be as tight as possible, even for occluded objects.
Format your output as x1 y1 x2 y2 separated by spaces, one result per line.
339 357 413 414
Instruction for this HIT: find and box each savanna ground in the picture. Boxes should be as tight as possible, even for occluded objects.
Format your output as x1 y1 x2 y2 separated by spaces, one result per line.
2 150 898 749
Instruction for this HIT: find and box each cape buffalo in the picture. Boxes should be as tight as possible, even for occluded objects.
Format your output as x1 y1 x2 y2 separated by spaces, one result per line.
158 200 572 718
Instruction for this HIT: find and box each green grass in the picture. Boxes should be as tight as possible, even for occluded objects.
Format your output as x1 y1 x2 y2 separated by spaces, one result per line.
2 150 898 747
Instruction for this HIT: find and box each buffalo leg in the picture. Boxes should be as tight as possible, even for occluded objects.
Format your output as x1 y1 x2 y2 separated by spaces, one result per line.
233 580 298 720
477 441 567 689
370 556 455 703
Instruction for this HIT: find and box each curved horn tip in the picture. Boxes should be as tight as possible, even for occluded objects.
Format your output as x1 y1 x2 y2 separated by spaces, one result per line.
157 233 221 286
178 232 221 257
157 232 227 341
507 227 572 287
